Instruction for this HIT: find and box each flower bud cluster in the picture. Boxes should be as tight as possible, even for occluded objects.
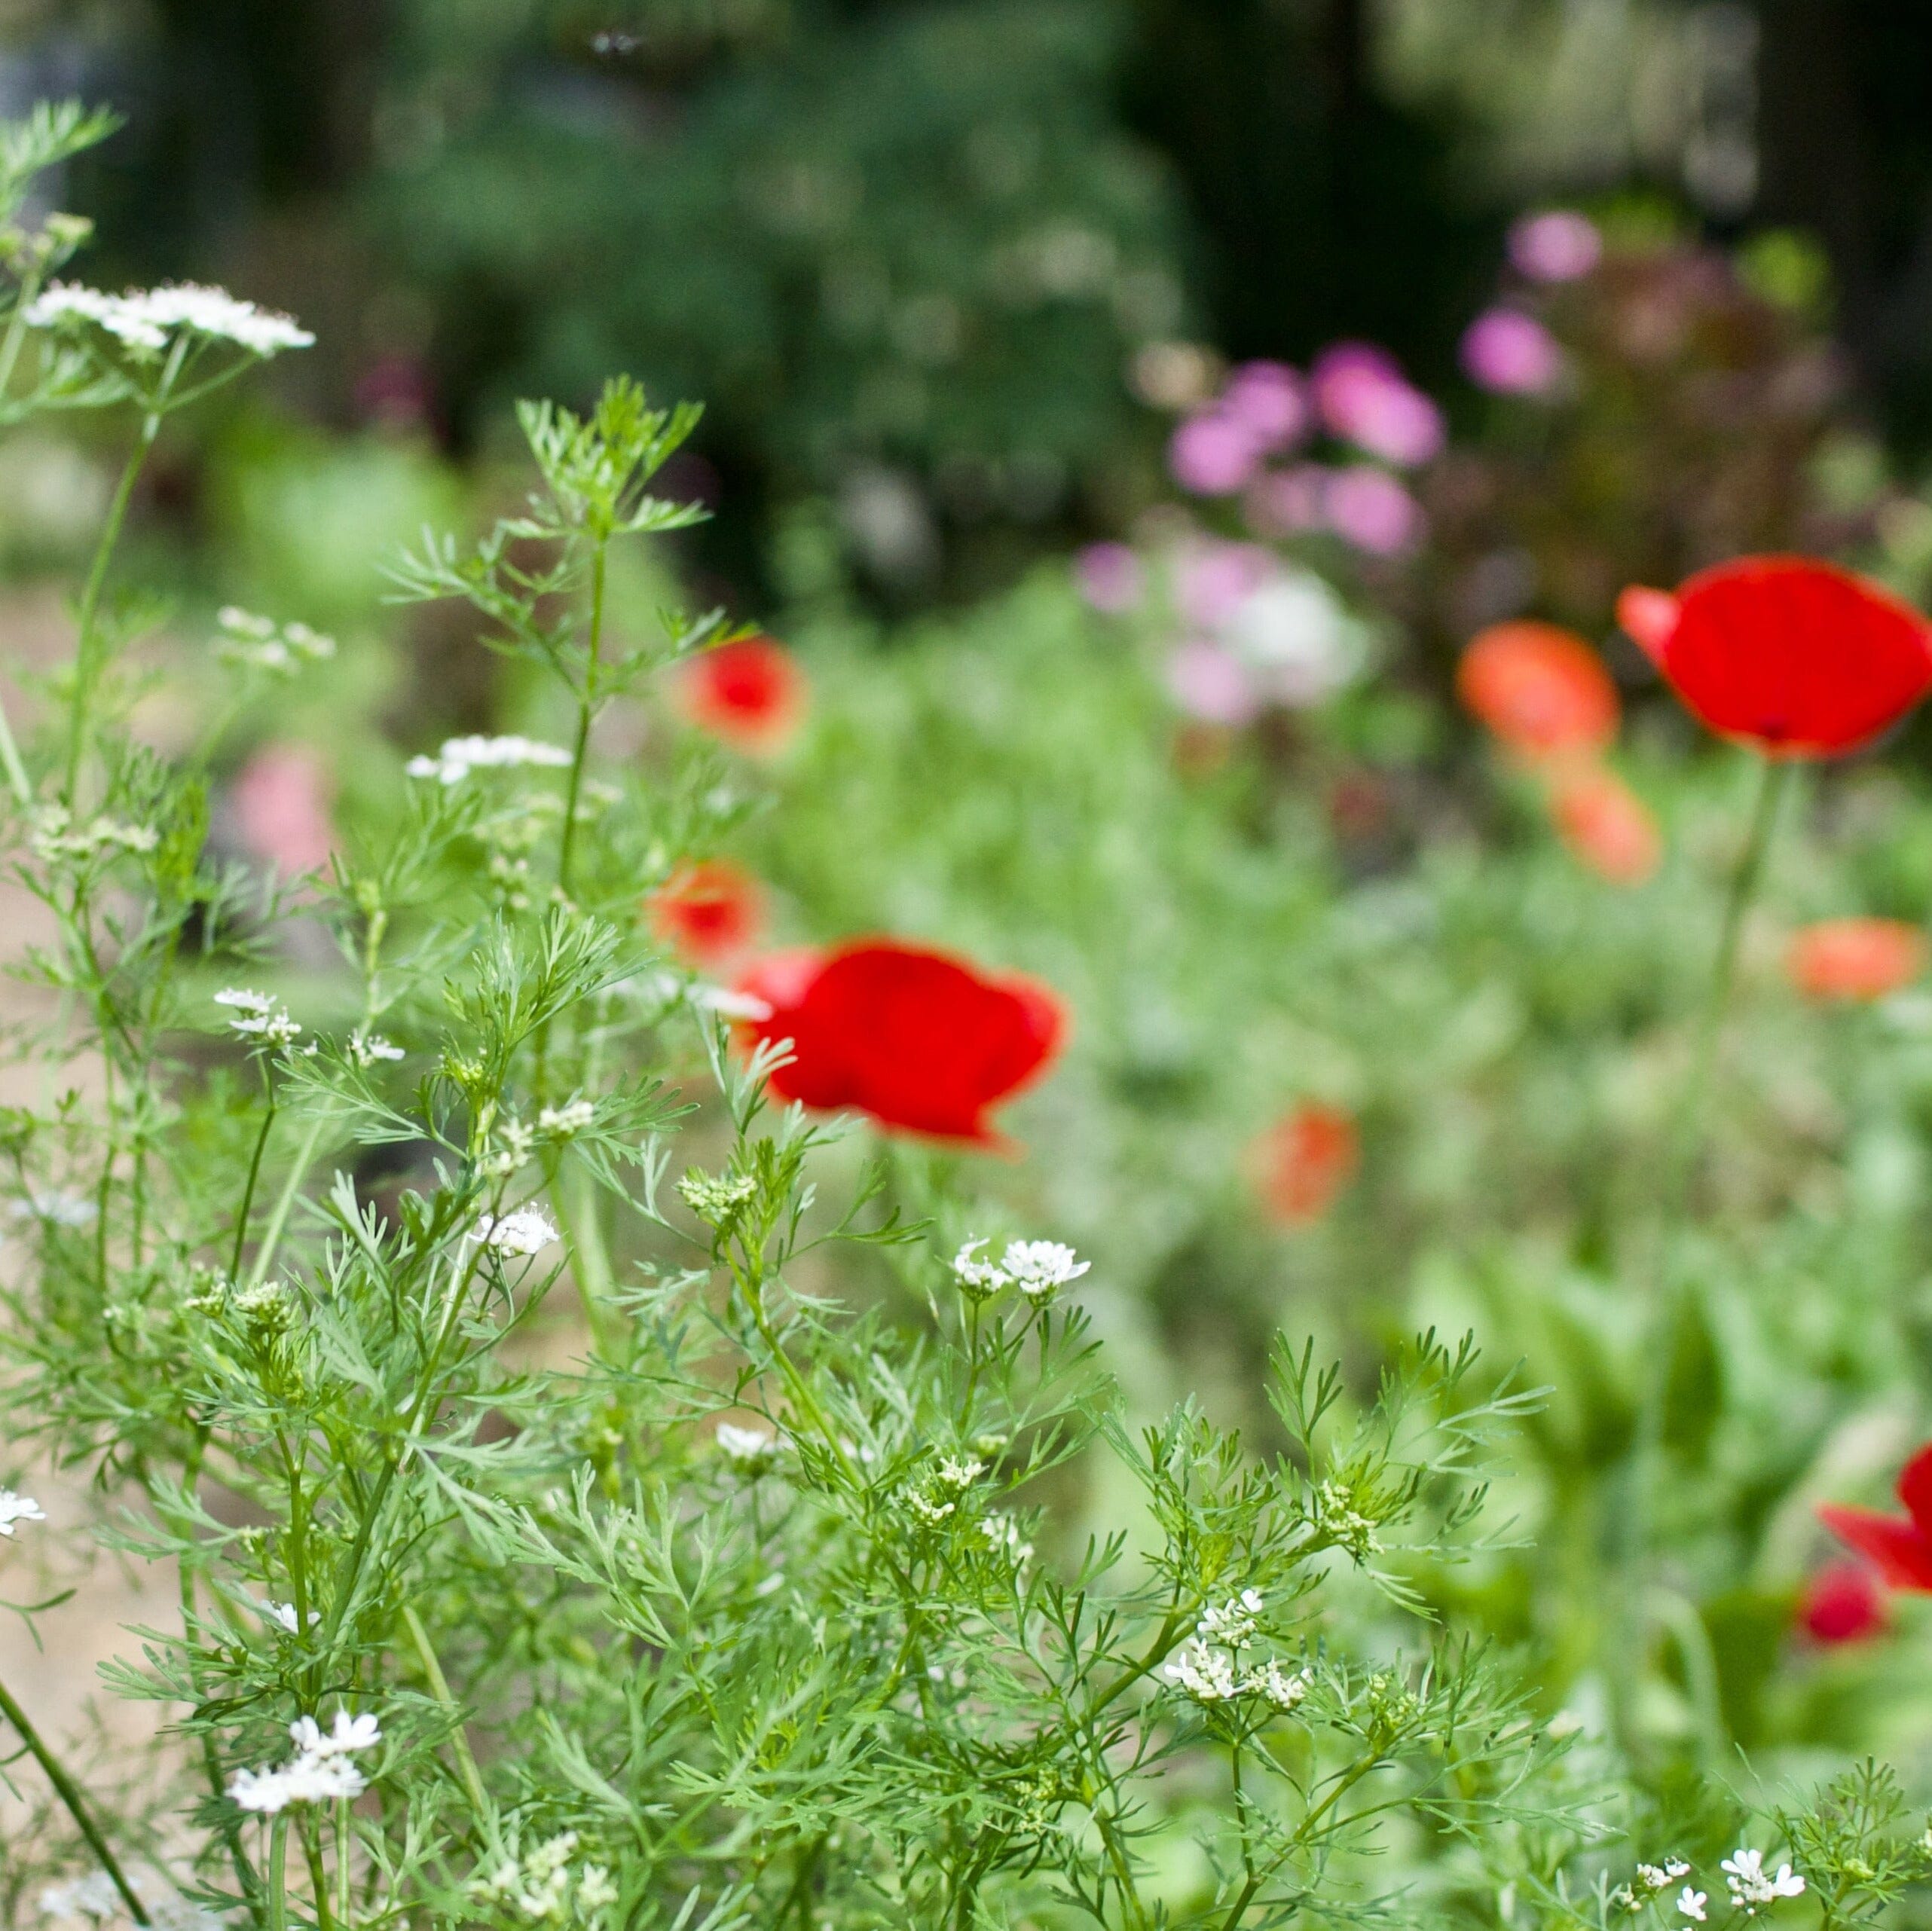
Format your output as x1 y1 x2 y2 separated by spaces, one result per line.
213 606 336 677
472 1832 617 1923
1163 1588 1308 1711
31 805 157 864
951 1237 1090 1305
226 1709 381 1813
213 988 302 1048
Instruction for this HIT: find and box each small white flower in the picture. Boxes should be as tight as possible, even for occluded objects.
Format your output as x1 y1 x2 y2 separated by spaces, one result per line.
473 1207 558 1257
0 1489 46 1535
1163 1637 1240 1703
347 1032 405 1068
577 1868 618 1912
213 987 273 1013
1246 1658 1308 1711
26 282 312 357
290 1709 380 1756
405 734 572 787
980 1514 1034 1563
952 1239 1010 1300
936 1455 985 1489
1722 1850 1805 1910
1198 1587 1264 1648
1678 1890 1707 1923
538 1099 595 1135
1001 1239 1090 1302
227 1764 298 1813
715 1423 782 1477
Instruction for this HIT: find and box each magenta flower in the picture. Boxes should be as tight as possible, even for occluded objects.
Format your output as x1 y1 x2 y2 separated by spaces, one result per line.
1220 361 1307 451
1166 638 1259 725
1508 210 1601 283
1310 342 1444 468
1173 539 1274 628
1075 542 1145 614
1325 466 1423 557
1460 307 1564 396
1169 411 1262 495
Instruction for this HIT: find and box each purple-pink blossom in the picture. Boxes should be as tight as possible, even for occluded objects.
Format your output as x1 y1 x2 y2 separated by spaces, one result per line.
1166 639 1259 725
1174 540 1274 628
1169 411 1262 495
1325 466 1423 557
1310 342 1444 468
1508 210 1601 283
1245 465 1328 539
1460 308 1564 396
1075 542 1145 614
1220 361 1307 451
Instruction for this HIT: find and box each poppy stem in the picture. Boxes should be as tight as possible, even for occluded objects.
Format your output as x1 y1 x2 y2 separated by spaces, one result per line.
1616 753 1789 1744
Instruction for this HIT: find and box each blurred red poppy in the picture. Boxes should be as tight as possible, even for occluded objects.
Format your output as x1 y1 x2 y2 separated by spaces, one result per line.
1548 768 1661 885
1616 557 1932 758
1798 1560 1887 1645
648 859 763 969
1787 918 1926 1003
1249 1102 1359 1225
676 635 807 753
1819 1443 1932 1590
1457 621 1619 762
735 940 1067 1147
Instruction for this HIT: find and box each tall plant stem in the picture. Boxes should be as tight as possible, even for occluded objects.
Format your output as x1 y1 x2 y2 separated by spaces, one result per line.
0 1672 150 1926
402 1603 489 1819
61 416 159 806
1615 754 1790 1735
230 1066 279 1281
556 539 608 903
0 683 29 805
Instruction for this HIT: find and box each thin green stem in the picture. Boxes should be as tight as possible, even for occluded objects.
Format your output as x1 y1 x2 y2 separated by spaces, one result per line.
267 1814 289 1931
0 1671 149 1926
401 1603 490 1820
0 681 29 805
555 539 608 902
230 1065 278 1282
0 260 47 409
245 1107 333 1291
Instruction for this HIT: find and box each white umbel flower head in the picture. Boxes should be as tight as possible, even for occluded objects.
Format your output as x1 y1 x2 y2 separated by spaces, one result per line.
473 1207 559 1257
405 735 573 787
714 1423 783 1477
26 283 312 357
1678 1890 1707 1923
1001 1240 1089 1303
1722 1850 1806 1911
1163 1637 1240 1703
0 1489 46 1535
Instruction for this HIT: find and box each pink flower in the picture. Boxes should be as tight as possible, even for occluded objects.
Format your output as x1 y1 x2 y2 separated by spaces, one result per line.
1244 465 1328 539
1460 308 1564 396
1324 466 1423 557
1508 209 1602 283
1075 542 1145 614
1173 540 1273 628
1166 639 1258 725
1310 343 1444 468
231 744 335 876
1220 361 1307 451
1168 411 1262 495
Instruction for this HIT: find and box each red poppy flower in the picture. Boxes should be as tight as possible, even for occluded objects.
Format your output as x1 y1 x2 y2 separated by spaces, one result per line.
1787 918 1926 1003
648 860 764 969
1249 1102 1359 1225
1797 1561 1887 1645
675 635 808 753
1548 768 1661 885
1818 1443 1932 1590
1457 621 1619 762
735 940 1067 1147
1616 557 1932 757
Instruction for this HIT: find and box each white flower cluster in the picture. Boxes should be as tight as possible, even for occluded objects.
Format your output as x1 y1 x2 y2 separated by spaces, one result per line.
39 1865 220 1929
347 1031 405 1068
539 1098 595 1136
1311 1477 1382 1560
1722 1850 1805 1914
10 1192 97 1229
25 282 313 356
213 988 302 1048
0 1488 46 1535
227 1709 381 1813
951 1238 1090 1305
715 1422 784 1478
405 735 573 787
1162 1588 1307 1711
1636 1859 1690 1893
473 1207 559 1258
472 1832 617 1923
213 605 336 676
980 1513 1035 1564
30 805 157 864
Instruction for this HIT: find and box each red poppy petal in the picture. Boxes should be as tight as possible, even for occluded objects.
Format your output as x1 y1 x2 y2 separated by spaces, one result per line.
1616 586 1679 663
1897 1442 1932 1536
1817 1504 1932 1590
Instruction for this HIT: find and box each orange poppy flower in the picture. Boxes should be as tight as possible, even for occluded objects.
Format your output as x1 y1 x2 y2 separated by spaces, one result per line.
648 860 764 969
1548 768 1661 885
1249 1102 1359 1225
1457 621 1619 762
1787 918 1926 1002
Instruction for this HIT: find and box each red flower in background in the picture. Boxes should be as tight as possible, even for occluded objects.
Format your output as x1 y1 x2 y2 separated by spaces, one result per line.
1819 1443 1932 1590
676 635 807 753
1787 918 1926 1003
1548 768 1661 885
1616 557 1932 758
735 940 1066 1147
1249 1102 1359 1225
1457 621 1619 763
1798 1561 1887 1645
648 860 763 969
